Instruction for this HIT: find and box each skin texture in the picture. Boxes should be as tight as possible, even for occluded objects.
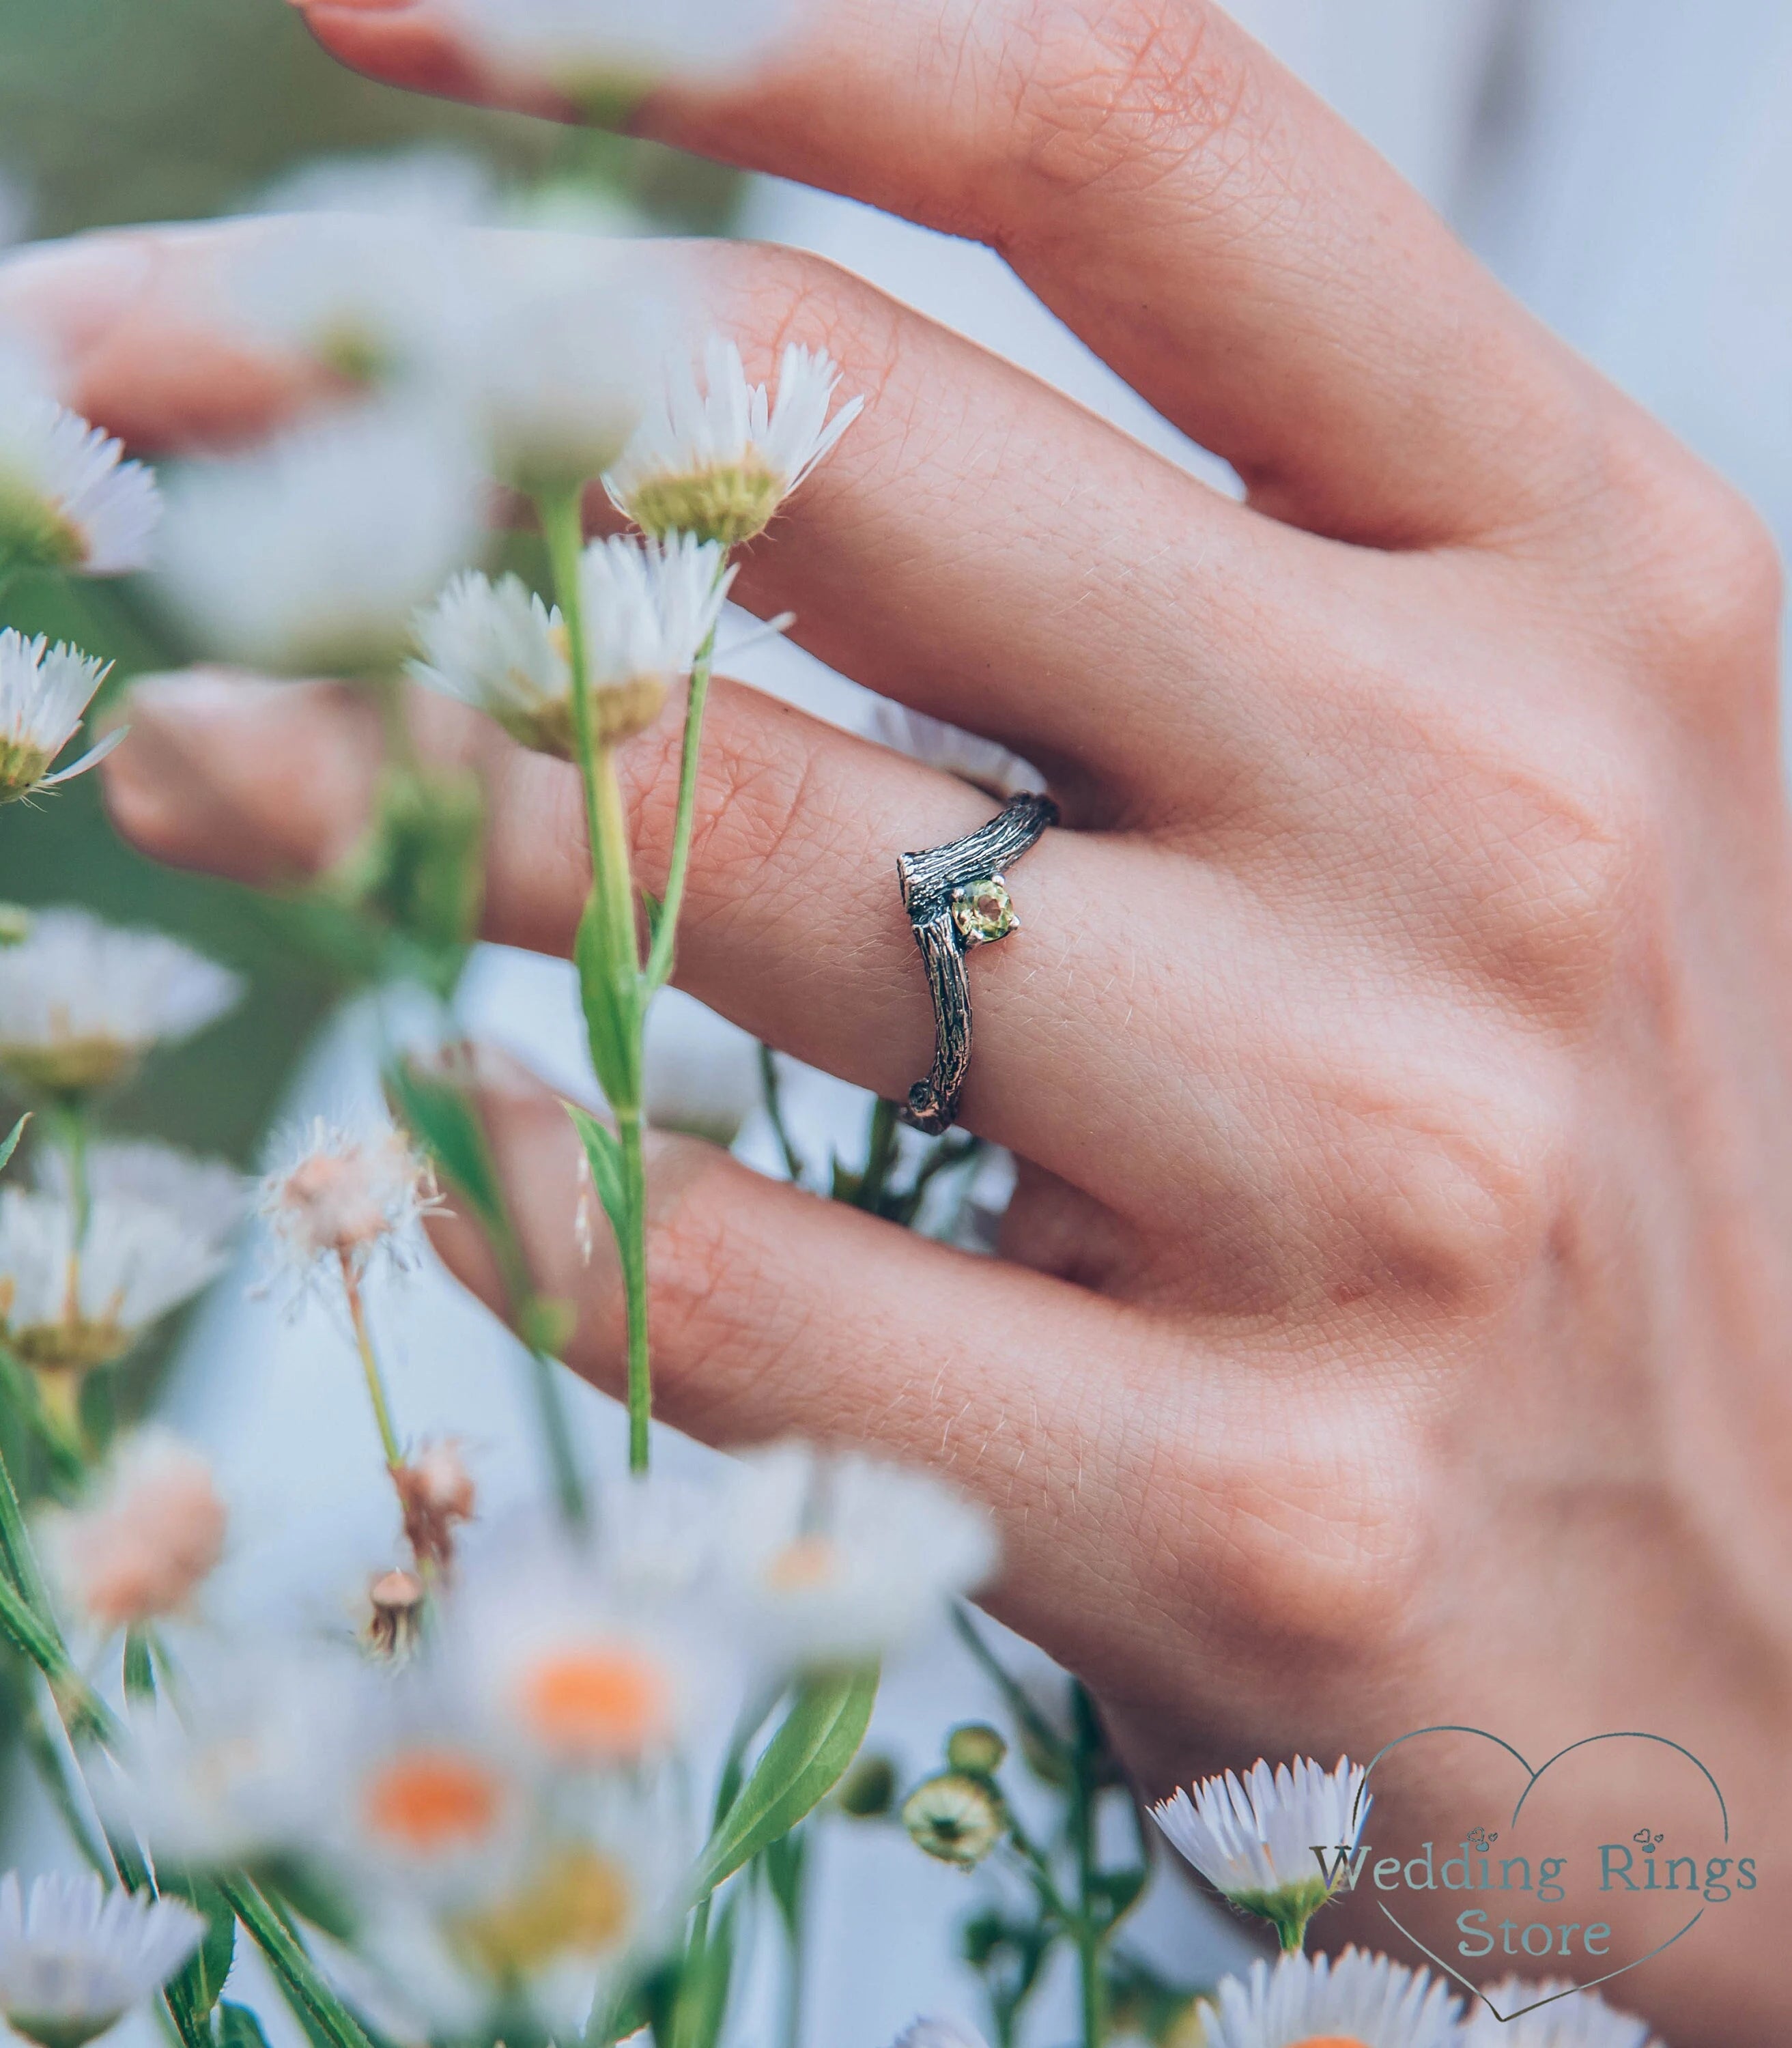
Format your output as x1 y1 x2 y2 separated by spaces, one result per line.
4 3 1790 2035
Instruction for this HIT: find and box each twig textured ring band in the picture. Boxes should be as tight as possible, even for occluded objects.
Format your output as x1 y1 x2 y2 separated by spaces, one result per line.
896 791 1059 1136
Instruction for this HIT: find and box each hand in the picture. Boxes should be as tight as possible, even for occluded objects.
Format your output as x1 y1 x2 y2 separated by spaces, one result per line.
8 5 1789 2036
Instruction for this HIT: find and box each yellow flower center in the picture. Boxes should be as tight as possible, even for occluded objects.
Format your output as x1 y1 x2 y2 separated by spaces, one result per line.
12 1318 130 1374
453 1847 634 1979
517 1646 671 1761
0 1034 139 1096
363 1749 502 1854
0 738 53 803
623 461 784 548
765 1534 840 1591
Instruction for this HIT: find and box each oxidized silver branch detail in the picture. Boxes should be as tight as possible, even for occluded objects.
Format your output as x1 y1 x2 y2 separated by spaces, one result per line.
896 791 1058 1135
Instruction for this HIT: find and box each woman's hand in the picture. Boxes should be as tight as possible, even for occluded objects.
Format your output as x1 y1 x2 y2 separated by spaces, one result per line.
7 5 1790 2034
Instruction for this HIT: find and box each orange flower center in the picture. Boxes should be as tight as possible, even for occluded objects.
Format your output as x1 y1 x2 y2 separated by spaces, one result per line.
1290 2037 1373 2047
364 1749 501 1853
518 1647 670 1761
764 1535 839 1591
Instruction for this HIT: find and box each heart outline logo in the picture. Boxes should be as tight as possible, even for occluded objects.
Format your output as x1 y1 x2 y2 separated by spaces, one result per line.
1349 1725 1728 2023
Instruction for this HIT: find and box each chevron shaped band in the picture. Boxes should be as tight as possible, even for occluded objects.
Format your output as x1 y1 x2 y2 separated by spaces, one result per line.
895 791 1058 1136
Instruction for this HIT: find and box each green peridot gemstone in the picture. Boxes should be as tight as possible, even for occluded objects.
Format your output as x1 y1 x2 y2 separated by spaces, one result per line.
951 875 1019 947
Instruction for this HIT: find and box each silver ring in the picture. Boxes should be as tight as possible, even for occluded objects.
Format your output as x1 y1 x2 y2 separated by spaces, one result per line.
896 791 1058 1135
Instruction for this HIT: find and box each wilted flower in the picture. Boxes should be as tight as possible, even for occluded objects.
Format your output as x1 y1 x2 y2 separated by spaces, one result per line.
0 631 120 806
0 1188 235 1383
367 1567 428 1661
435 0 797 100
0 351 162 578
715 1440 999 1664
607 339 863 546
1151 1755 1368 1952
1197 1950 1459 2048
1459 1980 1663 2048
40 1431 227 1634
0 1875 202 2048
393 1441 478 1572
257 1116 440 1291
0 909 242 1096
412 536 733 753
155 406 485 674
902 1774 1005 1868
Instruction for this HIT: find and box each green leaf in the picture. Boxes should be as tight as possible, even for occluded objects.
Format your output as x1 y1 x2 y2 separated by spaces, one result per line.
123 1630 155 1702
573 889 641 1108
567 1104 629 1245
1089 1866 1148 1929
0 1114 27 1176
160 1874 236 2023
385 1058 504 1236
683 1891 740 2048
762 1825 808 1935
214 2004 273 2048
694 1665 879 1901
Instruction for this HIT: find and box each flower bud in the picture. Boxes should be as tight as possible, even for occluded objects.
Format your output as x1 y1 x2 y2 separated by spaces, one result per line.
945 1723 1007 1777
836 1754 897 1819
365 1567 427 1660
902 1773 1005 1868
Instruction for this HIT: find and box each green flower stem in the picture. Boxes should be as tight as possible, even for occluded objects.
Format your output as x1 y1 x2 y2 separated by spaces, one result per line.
217 1878 378 2048
526 1346 589 1528
0 1410 55 1623
1071 1773 1104 2048
616 1105 652 1474
537 485 606 902
339 1256 402 1470
643 624 719 996
757 1043 807 1185
853 1098 902 1213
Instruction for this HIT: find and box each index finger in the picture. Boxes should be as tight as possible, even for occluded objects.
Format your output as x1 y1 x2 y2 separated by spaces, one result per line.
293 0 1610 551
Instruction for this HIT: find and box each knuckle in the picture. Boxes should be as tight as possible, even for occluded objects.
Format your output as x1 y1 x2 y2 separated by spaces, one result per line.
1580 414 1785 686
1001 0 1259 214
1337 1065 1565 1311
1168 1401 1426 1666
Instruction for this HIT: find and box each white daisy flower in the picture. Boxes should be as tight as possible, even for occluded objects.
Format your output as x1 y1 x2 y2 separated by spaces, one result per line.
444 1524 715 1770
470 249 659 492
230 212 485 401
40 1430 227 1635
1460 1980 1663 2048
257 1115 441 1292
154 405 485 675
606 338 864 546
715 1441 999 1666
0 909 242 1096
34 1140 248 1246
1151 1755 1369 1950
869 701 1044 803
412 537 733 754
435 0 797 98
1195 1949 1461 2048
0 631 120 805
0 1187 234 1379
106 1642 366 1868
0 1873 203 2048
0 351 162 578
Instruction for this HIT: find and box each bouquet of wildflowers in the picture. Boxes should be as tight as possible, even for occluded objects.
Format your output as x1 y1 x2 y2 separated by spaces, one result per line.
0 11 1675 2048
